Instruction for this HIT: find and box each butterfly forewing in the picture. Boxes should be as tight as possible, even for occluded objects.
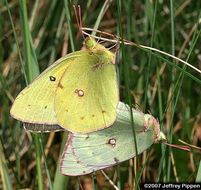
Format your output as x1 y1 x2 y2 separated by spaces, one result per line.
55 50 118 133
10 53 82 128
10 38 119 134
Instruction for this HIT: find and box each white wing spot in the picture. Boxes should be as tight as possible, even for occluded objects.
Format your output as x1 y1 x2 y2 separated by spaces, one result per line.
75 89 84 97
108 138 116 147
49 76 56 81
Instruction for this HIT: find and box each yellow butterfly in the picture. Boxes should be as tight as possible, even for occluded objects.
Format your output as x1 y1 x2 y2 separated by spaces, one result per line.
10 37 119 133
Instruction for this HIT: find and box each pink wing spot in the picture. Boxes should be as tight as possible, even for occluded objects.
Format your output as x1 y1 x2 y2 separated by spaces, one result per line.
144 118 150 132
75 89 84 97
108 138 116 147
144 115 161 143
153 118 160 143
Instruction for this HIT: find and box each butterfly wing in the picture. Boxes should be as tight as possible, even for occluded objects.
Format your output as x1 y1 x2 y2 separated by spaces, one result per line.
60 103 158 176
10 52 82 130
116 102 146 131
55 51 118 133
23 123 64 132
11 38 118 133
71 121 154 167
60 134 103 176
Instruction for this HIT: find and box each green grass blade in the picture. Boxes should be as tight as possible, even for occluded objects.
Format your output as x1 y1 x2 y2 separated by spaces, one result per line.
39 137 53 190
64 0 75 51
91 0 112 36
0 141 12 190
3 0 28 84
19 0 42 189
117 0 139 189
143 0 157 110
19 0 39 82
166 0 176 181
196 160 201 182
53 133 69 190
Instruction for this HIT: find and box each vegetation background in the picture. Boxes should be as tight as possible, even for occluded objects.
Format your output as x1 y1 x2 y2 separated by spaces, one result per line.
1 0 201 189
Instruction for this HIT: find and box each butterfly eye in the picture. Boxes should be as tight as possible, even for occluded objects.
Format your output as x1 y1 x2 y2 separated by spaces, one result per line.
85 37 96 49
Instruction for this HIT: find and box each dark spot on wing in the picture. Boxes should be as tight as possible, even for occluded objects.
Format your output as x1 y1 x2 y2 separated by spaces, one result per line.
114 157 119 163
92 114 95 117
102 110 106 114
85 135 89 140
58 82 64 89
92 63 103 70
65 109 68 112
80 117 84 120
49 76 56 81
44 106 47 109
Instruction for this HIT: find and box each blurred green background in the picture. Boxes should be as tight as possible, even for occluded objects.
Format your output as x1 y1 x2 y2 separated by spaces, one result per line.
1 0 201 189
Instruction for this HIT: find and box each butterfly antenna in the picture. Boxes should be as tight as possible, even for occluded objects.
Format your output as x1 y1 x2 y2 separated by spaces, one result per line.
108 43 117 50
163 142 190 151
112 37 121 65
96 33 102 43
178 139 201 151
73 5 85 40
78 5 85 40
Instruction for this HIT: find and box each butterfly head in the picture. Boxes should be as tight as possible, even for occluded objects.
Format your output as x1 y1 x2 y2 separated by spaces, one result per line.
84 37 97 50
84 37 115 64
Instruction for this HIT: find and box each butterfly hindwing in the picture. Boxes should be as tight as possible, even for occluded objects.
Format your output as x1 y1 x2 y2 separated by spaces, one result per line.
70 119 154 167
60 134 103 176
60 103 159 176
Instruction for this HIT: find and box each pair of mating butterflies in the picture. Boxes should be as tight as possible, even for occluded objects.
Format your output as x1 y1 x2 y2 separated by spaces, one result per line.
60 102 165 176
10 37 163 176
